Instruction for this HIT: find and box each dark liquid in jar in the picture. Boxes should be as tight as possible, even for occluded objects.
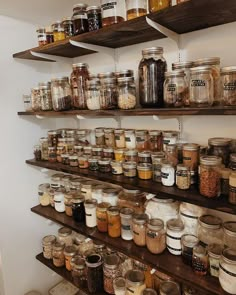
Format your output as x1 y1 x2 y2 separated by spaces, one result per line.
73 18 89 35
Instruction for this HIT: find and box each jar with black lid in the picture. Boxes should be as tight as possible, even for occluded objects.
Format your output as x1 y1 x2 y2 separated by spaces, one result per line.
208 137 231 166
139 47 167 108
86 254 104 293
72 3 89 35
87 6 102 32
62 17 74 37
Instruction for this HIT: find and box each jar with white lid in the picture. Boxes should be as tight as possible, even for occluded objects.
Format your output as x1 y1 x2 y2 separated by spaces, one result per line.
102 188 120 206
120 207 134 241
159 281 181 295
125 270 146 295
162 131 179 152
219 248 236 294
198 214 223 247
221 66 236 106
223 221 236 250
58 227 73 246
54 190 65 213
208 243 224 277
125 129 136 149
166 218 184 255
161 160 175 186
179 203 204 235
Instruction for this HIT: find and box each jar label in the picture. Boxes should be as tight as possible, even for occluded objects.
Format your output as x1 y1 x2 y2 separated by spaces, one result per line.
167 83 177 92
180 211 198 220
126 288 135 294
86 213 92 216
101 1 117 12
163 139 170 144
122 224 131 230
136 137 145 143
191 79 206 87
224 82 236 91
115 135 121 140
220 263 236 277
147 232 157 239
75 13 88 20
161 172 170 179
125 137 131 142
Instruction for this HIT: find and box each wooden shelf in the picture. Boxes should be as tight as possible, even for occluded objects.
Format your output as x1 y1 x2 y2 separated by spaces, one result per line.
26 159 236 215
36 253 105 295
33 205 227 295
13 0 236 61
18 106 236 117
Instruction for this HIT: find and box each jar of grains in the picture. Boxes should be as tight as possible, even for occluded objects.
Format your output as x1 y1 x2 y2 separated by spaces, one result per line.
107 206 121 238
95 127 105 146
182 143 199 171
123 161 137 177
51 77 72 111
104 128 115 147
148 130 163 152
42 235 56 259
58 227 73 246
120 207 134 241
221 66 236 106
223 221 236 250
125 270 146 295
86 254 104 293
117 77 137 109
208 243 224 278
219 248 236 294
166 218 184 255
115 129 126 148
198 215 223 247
135 130 149 151
161 160 175 187
100 78 118 109
176 164 191 190
64 245 77 271
132 213 149 246
181 234 199 266
103 254 121 294
96 202 110 232
146 218 166 254
52 241 65 267
125 129 136 149
208 137 232 166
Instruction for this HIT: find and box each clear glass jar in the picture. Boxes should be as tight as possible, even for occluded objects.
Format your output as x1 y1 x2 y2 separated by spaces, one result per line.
220 168 231 196
146 219 166 254
81 181 94 200
34 145 41 161
70 178 82 193
139 47 167 107
78 155 89 168
115 129 126 148
87 5 102 32
64 192 74 216
138 151 151 164
125 270 146 295
46 26 54 44
164 71 188 107
22 94 32 111
84 199 97 228
223 221 236 250
62 17 74 37
148 130 162 152
92 146 103 157
72 196 85 223
107 206 121 238
52 241 65 267
162 131 179 152
58 227 73 246
117 77 136 109
172 60 194 86
198 214 223 247
113 277 126 295
38 183 50 206
51 173 64 190
219 248 236 294
126 0 147 20
182 143 199 172
120 207 134 241
152 156 164 183
161 160 175 187
88 157 99 171
56 146 64 162
221 66 236 106
39 82 52 111
114 149 126 161
123 161 137 177
92 185 105 204
124 130 136 149
103 254 121 294
104 128 115 147
137 163 152 180
100 78 118 109
208 243 224 277
86 254 104 293
94 240 107 257
159 281 181 295
36 27 47 46
74 145 83 157
64 245 77 271
72 3 89 35
76 129 91 145
148 0 170 12
96 202 110 232
192 245 208 275
208 137 231 166
176 164 191 190
51 77 72 111
166 218 184 255
135 130 149 151
71 256 87 288
102 188 120 206
118 190 146 213
69 155 78 167
103 147 114 159
95 127 105 146
61 153 69 165
98 158 111 173
132 213 148 246
52 21 65 41
31 87 41 111
101 0 125 27
181 234 199 266
111 160 123 175
190 67 214 106
229 153 236 171
229 172 236 205
165 144 178 166
86 79 101 110
199 156 222 198
124 150 138 162
48 146 57 163
42 235 56 259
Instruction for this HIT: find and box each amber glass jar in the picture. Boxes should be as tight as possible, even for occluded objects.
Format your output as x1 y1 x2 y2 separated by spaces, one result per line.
52 21 65 41
96 202 110 232
126 0 147 20
107 206 121 238
149 0 170 13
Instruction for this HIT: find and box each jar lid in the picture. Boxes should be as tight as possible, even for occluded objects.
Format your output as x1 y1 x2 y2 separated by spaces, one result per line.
176 164 189 171
162 131 179 137
104 128 114 133
208 137 232 146
111 160 123 166
148 218 164 231
199 214 222 229
126 270 145 286
39 183 50 190
104 254 120 269
200 155 222 166
87 5 101 11
159 281 180 295
133 213 148 224
71 256 86 270
135 129 148 135
98 72 115 79
120 207 134 217
101 77 116 84
117 77 134 83
149 130 162 136
115 129 125 134
138 151 151 157
103 188 120 196
123 161 137 169
222 248 236 265
208 243 224 258
98 158 111 165
77 129 90 135
58 227 72 237
221 66 236 74
172 61 194 70
167 218 184 231
40 137 48 142
113 277 126 289
42 235 56 245
69 155 78 160
53 241 65 250
193 244 207 257
151 152 166 158
190 66 212 74
85 254 102 267
142 47 163 55
220 168 232 179
223 221 236 237
85 199 97 208
194 57 220 66
165 70 185 77
183 143 200 151
73 3 88 10
93 240 105 249
64 245 77 256
62 17 72 23
97 202 110 211
72 62 88 68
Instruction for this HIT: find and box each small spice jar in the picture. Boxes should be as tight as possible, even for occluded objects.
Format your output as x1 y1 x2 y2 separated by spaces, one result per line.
64 245 77 271
54 190 65 213
115 129 126 148
229 154 236 170
123 161 137 177
223 221 236 250
229 172 236 205
69 155 78 167
148 130 162 152
161 160 175 186
132 213 149 246
36 27 47 46
125 270 146 295
198 215 223 247
40 137 48 161
107 206 121 238
124 130 136 149
138 151 152 164
165 144 178 166
71 256 87 288
96 202 110 232
182 143 199 171
176 164 191 190
87 6 102 32
146 219 166 255
208 243 224 277
208 137 231 166
219 248 236 294
192 245 208 276
64 193 74 217
58 227 73 246
111 160 123 175
114 149 126 162
220 168 231 196
98 158 111 173
137 163 152 180
104 128 115 147
52 21 65 41
72 196 85 223
120 207 134 241
103 254 121 294
88 157 99 171
52 241 65 267
42 235 56 259
117 77 137 110
166 218 184 255
86 254 104 293
95 127 105 146
84 199 97 228
181 234 199 266
78 155 89 169
135 130 149 152
124 149 138 162
221 66 236 106
103 148 114 159
162 131 179 152
159 281 181 295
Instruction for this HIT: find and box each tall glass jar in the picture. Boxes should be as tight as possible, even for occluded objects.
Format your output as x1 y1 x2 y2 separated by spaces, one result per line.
72 3 89 35
72 196 85 223
103 254 121 294
176 164 191 190
161 161 175 187
115 129 126 148
117 77 137 109
126 0 147 20
172 60 194 85
42 235 56 259
181 234 199 266
132 213 148 246
52 21 65 41
51 77 72 111
152 156 164 183
166 218 184 256
208 137 231 166
149 0 170 13
165 144 178 166
40 137 48 160
84 199 98 228
96 202 110 232
135 130 149 151
219 248 236 294
86 254 104 293
208 243 224 278
120 207 134 241
86 79 101 110
71 256 87 288
146 219 166 254
101 0 125 27
39 82 53 111
148 130 162 152
182 143 199 172
221 66 236 106
62 17 74 37
107 206 121 238
125 270 146 295
95 127 105 146
52 241 65 267
139 47 167 107
64 245 77 271
100 78 118 109
58 227 73 246
87 6 102 32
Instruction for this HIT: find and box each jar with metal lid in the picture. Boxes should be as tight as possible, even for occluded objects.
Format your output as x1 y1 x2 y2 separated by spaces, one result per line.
220 168 231 196
98 72 115 80
46 26 54 43
148 130 162 152
81 181 94 200
162 131 179 152
164 71 188 107
62 17 74 37
194 57 221 105
72 3 89 35
141 289 157 295
51 173 64 190
64 193 74 216
135 130 149 151
146 219 166 254
123 161 137 177
71 63 89 109
34 145 41 161
51 77 72 111
148 0 170 13
118 190 146 214
208 243 224 277
42 235 56 259
87 6 102 32
72 196 85 222
182 143 199 171
78 155 89 168
104 128 115 147
100 78 118 109
92 146 103 157
120 207 134 241
52 241 65 267
199 156 222 198
125 270 146 295
126 0 147 20
84 199 97 228
190 67 214 106
74 145 83 157
83 146 92 156
172 60 194 85
139 47 167 107
124 130 136 149
208 137 231 166
86 79 101 110
181 234 199 266
103 147 114 159
103 254 121 294
58 227 73 246
31 87 41 111
64 245 77 271
94 240 107 257
159 281 181 295
52 21 65 41
124 150 138 162
88 157 99 171
176 164 191 190
166 218 184 255
219 248 236 294
161 160 175 186
223 221 236 250
152 156 164 183
221 66 236 106
71 256 87 288
111 161 123 175
66 137 75 154
38 183 50 206
132 213 148 246
76 129 91 145
114 149 126 162
198 214 223 247
98 158 111 173
86 254 104 293
115 129 126 148
39 82 52 111
192 245 208 275
115 69 134 78
97 202 110 232
117 77 136 109
229 172 236 204
137 163 152 180
101 0 125 27
69 155 78 167
113 277 126 295
54 190 65 213
95 127 105 146
229 153 236 170
36 27 47 46
107 206 121 238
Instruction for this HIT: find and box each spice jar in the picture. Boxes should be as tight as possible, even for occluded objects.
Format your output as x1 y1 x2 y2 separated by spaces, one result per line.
61 153 69 165
176 164 191 190
38 183 51 207
117 77 137 109
103 148 114 159
58 227 73 246
161 160 175 186
92 146 103 157
71 256 87 288
23 94 32 111
221 66 236 106
52 241 65 267
88 157 99 171
123 161 137 177
220 168 231 196
72 3 89 35
84 199 97 228
137 163 152 180
198 214 223 247
125 130 136 149
124 149 138 162
114 149 125 162
182 143 199 171
51 77 72 111
126 0 147 20
42 235 56 259
98 158 111 173
139 47 167 107
76 129 91 145
92 185 105 204
54 190 65 213
51 173 64 190
36 27 47 46
103 254 121 294
149 0 170 12
107 206 121 238
120 207 134 241
56 146 64 162
104 128 115 147
78 155 89 169
34 145 41 161
152 156 164 183
31 87 41 111
62 17 74 37
101 0 125 27
223 221 236 250
148 130 162 152
69 155 78 167
86 254 104 293
95 127 105 146
87 6 102 32
86 79 101 110
132 213 148 246
64 245 77 271
208 243 224 277
166 218 184 255
219 248 236 294
192 245 208 275
100 78 118 109
111 161 123 175
96 202 110 232
208 137 231 166
39 82 53 111
138 151 151 164
181 234 199 266
229 172 236 205
199 156 222 198
52 21 65 41
159 281 181 295
72 196 85 223
125 270 146 295
115 129 126 148
146 219 166 254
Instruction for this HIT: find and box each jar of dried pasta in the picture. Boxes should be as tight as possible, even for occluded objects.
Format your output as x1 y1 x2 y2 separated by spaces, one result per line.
132 213 149 246
107 206 121 238
146 219 166 254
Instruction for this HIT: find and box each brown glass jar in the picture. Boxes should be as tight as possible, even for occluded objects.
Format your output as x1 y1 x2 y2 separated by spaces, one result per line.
107 206 121 238
148 130 163 152
72 3 89 35
101 0 125 27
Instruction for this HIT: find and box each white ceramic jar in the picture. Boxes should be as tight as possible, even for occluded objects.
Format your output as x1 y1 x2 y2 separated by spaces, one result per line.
161 161 175 186
85 199 98 228
219 248 236 294
54 190 65 213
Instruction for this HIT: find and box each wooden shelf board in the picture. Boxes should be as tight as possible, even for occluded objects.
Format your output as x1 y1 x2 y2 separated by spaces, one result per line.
33 206 227 295
26 159 236 215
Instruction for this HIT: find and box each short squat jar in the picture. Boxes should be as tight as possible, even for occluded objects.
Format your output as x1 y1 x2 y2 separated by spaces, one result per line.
123 161 137 178
98 159 111 173
166 218 184 255
181 234 199 266
146 219 166 254
132 213 149 247
219 248 236 294
137 163 152 180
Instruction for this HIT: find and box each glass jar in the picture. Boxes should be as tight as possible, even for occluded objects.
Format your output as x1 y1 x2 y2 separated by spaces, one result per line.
118 190 146 213
22 94 32 111
103 254 121 294
72 3 89 35
98 158 111 173
52 21 65 41
229 172 236 205
208 137 231 166
64 193 74 216
182 143 199 172
198 214 223 247
92 146 103 157
31 87 41 111
87 6 102 32
36 27 47 46
95 127 105 146
103 148 114 159
230 153 236 171
34 145 41 161
86 79 101 110
38 183 51 206
104 128 115 147
117 77 137 109
152 156 164 183
125 270 146 295
51 77 72 111
72 196 85 223
101 0 125 27
71 256 87 288
84 199 97 228
159 281 181 295
120 207 134 241
62 17 74 37
219 248 236 294
92 185 105 204
88 157 99 171
56 146 64 162
126 0 147 20
138 151 151 164
78 155 89 168
176 164 191 190
124 150 138 162
166 144 178 166
107 206 121 238
86 254 104 293
181 234 199 266
123 161 137 177
223 221 236 250
162 131 179 152
74 145 83 157
137 163 152 180
71 63 89 110
114 149 126 162
100 78 118 109
111 161 123 175
70 178 82 193
199 156 222 198
190 67 214 106
46 26 54 43
54 190 65 213
76 129 91 145
51 173 64 190
208 243 224 277
166 218 184 255
135 130 149 151
81 181 94 200
146 219 166 254
139 47 167 107
149 0 170 12
58 227 73 246
115 129 126 148
164 71 188 107
192 245 208 275
142 289 157 295
39 82 53 111
132 213 148 246
69 155 78 167
221 66 236 106
220 168 231 196
161 160 175 186
148 130 162 152
94 240 107 257
48 147 57 163
102 188 120 206
52 241 65 267
61 153 69 165
172 60 194 86
124 130 136 149
64 245 77 271
42 235 56 259
113 277 126 295
96 202 110 232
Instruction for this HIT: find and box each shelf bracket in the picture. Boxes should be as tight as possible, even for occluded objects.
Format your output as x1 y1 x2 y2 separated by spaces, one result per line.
69 40 115 56
152 115 183 135
76 115 86 120
35 115 44 120
30 51 72 63
114 116 122 129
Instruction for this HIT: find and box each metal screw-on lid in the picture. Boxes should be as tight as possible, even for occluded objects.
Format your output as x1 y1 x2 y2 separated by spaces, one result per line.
165 70 185 78
208 137 231 146
64 245 77 256
58 227 72 237
190 66 212 74
199 215 222 229
132 213 148 225
183 143 199 151
167 218 184 232
98 72 115 79
87 5 101 11
126 270 145 286
194 57 220 66
137 163 152 171
72 62 88 68
123 161 137 169
107 206 120 215
115 69 134 77
182 285 198 295
147 218 164 231
104 254 120 269
73 3 88 10
142 47 163 55
71 256 86 270
221 66 236 74
42 235 56 245
200 155 222 166
159 281 180 295
172 61 194 70
53 241 65 250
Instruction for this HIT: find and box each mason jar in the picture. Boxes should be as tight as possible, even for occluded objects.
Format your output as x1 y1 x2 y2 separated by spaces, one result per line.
87 6 102 32
86 79 101 110
51 77 72 111
84 199 98 228
117 77 137 109
125 270 146 295
58 227 73 246
208 137 231 166
103 254 121 294
132 213 149 246
64 245 77 271
219 248 236 294
159 281 181 295
208 243 224 278
126 0 147 20
120 207 134 241
52 241 65 267
149 0 170 13
148 130 162 152
135 130 149 151
172 60 194 85
101 0 125 27
72 3 89 35
104 128 115 147
223 221 236 250
42 235 56 259
100 78 118 109
221 66 236 106
146 219 166 255
162 131 179 152
176 164 191 190
161 160 175 187
39 82 53 111
192 245 208 275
